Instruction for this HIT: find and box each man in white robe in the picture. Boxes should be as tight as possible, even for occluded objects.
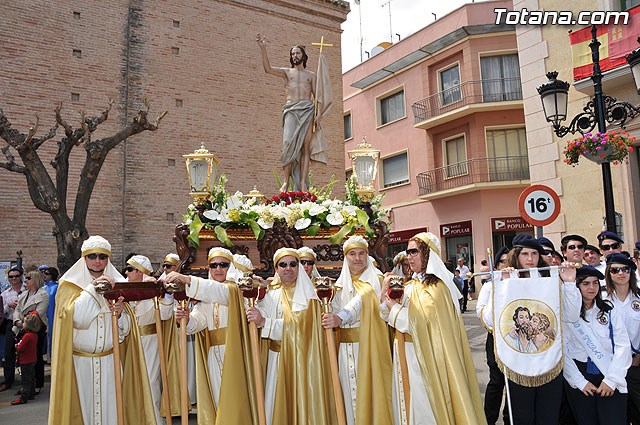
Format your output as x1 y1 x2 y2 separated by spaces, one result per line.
321 236 393 425
48 236 155 425
125 255 174 424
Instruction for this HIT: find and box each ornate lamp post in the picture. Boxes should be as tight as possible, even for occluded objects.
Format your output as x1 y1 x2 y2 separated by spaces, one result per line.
537 25 640 232
183 144 220 216
348 136 380 214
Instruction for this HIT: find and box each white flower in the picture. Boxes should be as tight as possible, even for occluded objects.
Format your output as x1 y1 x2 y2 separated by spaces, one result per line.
327 212 344 225
217 208 231 223
308 203 327 216
203 210 220 221
257 218 274 229
294 218 311 230
343 205 358 215
227 191 244 209
272 206 289 220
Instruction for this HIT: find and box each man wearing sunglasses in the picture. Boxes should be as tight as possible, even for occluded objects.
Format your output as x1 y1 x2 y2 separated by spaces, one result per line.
158 253 180 279
321 235 393 424
163 247 257 423
297 246 320 279
561 234 588 264
247 247 336 425
124 255 177 424
49 236 155 425
0 267 23 392
598 231 624 256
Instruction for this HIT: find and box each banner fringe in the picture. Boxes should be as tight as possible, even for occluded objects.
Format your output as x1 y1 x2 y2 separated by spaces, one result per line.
496 354 563 387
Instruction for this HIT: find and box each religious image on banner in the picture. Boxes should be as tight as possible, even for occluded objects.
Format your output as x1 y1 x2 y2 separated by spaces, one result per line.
493 267 563 386
500 301 557 354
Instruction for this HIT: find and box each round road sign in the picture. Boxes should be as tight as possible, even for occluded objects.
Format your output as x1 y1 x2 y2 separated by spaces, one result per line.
518 185 561 227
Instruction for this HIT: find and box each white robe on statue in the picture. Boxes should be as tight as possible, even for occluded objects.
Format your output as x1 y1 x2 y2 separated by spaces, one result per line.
72 283 131 425
131 296 174 424
256 286 284 425
380 278 437 425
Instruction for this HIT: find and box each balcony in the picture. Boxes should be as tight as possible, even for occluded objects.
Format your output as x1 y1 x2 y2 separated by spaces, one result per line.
416 156 529 199
411 78 523 129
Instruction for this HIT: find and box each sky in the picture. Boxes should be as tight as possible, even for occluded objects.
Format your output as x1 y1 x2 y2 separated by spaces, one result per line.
340 0 491 72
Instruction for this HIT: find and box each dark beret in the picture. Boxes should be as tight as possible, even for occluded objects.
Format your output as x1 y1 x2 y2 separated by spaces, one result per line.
584 245 601 255
636 242 640 251
512 233 544 254
576 264 605 280
537 237 555 251
606 253 637 271
597 231 623 244
493 247 509 268
561 234 587 248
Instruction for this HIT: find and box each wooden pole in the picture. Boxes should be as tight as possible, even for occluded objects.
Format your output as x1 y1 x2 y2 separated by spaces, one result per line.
111 301 125 425
323 301 347 425
248 299 267 425
396 330 411 416
153 297 173 425
180 300 189 425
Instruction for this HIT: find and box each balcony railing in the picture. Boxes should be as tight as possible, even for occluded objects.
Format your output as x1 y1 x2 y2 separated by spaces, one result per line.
411 77 523 123
416 156 529 195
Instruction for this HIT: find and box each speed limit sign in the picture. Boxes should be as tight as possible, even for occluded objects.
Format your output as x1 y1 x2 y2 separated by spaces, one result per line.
518 185 561 227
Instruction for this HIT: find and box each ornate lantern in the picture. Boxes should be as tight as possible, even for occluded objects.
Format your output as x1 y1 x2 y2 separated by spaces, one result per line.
348 136 380 202
537 71 570 128
183 144 220 206
625 37 640 94
243 186 265 204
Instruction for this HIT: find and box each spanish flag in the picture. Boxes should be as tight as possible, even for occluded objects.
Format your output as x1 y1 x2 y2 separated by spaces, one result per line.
570 5 640 81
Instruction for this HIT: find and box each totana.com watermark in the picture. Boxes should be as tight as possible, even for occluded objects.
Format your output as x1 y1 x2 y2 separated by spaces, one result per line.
494 8 629 25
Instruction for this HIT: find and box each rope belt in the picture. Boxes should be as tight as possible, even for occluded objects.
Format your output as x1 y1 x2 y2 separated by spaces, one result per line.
395 332 413 343
208 327 227 347
73 348 114 358
269 339 281 353
339 327 360 343
138 323 157 336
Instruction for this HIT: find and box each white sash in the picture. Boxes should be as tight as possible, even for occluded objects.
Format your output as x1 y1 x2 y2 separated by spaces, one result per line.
568 311 613 374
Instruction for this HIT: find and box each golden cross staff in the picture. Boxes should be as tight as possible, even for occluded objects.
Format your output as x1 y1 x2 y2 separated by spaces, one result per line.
311 35 333 133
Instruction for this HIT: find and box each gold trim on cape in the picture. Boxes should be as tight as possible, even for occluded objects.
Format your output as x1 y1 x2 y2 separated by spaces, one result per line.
73 348 114 357
408 278 487 425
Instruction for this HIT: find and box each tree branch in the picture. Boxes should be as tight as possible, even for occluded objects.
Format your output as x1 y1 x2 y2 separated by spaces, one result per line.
24 115 39 146
0 142 26 174
33 121 59 150
86 99 113 132
54 102 73 138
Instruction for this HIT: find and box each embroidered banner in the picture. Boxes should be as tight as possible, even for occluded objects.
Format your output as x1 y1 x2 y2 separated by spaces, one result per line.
493 267 563 387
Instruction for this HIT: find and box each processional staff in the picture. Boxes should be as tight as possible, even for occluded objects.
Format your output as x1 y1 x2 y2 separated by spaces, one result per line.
314 276 347 425
238 276 268 425
387 275 411 414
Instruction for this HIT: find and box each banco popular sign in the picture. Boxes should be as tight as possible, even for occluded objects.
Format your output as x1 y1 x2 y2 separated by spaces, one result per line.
440 220 472 237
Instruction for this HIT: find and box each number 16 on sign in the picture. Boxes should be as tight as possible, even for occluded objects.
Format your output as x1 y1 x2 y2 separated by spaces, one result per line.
518 185 561 234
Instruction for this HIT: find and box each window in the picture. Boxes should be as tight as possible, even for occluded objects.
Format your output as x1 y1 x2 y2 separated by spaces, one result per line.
440 65 461 105
171 47 180 55
382 152 409 188
72 49 82 58
480 55 522 102
623 0 640 10
173 20 180 28
486 128 528 180
444 136 467 177
379 91 405 125
344 112 352 140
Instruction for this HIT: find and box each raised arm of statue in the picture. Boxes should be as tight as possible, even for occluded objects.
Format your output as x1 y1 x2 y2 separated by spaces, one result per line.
257 33 286 78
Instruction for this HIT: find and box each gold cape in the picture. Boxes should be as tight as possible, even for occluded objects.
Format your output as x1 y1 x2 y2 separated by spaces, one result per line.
48 281 156 425
408 278 487 425
158 314 191 417
193 282 259 425
273 284 337 425
351 276 394 425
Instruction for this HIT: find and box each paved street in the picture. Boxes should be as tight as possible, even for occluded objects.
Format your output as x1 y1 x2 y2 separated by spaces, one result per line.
0 300 502 423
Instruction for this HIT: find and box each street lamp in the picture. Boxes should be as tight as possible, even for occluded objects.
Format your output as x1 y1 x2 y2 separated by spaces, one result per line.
626 37 640 95
183 144 220 215
537 25 640 232
348 136 380 203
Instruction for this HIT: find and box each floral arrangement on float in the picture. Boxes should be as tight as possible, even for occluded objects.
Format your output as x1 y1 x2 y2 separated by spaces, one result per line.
182 173 389 248
563 130 635 166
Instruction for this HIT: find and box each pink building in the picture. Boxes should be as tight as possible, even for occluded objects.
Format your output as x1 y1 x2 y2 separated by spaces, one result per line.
343 0 533 268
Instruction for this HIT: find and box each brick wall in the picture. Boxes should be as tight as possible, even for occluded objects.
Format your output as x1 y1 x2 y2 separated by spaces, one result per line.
0 0 348 270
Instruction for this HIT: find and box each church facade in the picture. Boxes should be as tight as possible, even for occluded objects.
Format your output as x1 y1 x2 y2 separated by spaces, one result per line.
0 0 349 270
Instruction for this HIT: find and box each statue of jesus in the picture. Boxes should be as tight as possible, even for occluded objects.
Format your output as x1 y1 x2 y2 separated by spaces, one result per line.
257 33 321 192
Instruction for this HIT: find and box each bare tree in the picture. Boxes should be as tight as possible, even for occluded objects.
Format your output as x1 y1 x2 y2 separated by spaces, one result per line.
0 100 167 273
